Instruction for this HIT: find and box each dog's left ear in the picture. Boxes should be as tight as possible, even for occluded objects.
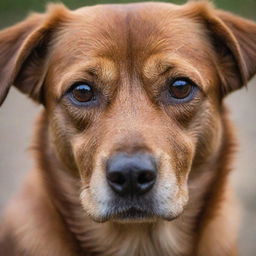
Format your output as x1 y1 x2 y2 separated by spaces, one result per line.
0 4 69 105
191 3 256 96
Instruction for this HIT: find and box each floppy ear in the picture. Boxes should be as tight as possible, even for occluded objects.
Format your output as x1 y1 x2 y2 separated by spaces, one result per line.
204 7 256 95
0 4 69 105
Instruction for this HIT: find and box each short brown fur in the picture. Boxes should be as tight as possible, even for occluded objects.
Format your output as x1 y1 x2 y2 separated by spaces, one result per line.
0 1 256 255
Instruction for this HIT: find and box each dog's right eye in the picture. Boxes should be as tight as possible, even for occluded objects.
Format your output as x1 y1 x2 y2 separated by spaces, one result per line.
68 83 96 105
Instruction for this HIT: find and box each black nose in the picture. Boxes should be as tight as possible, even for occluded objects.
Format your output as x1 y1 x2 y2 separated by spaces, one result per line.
106 154 157 197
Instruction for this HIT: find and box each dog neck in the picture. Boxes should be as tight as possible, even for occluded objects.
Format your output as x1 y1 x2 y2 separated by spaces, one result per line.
35 110 235 256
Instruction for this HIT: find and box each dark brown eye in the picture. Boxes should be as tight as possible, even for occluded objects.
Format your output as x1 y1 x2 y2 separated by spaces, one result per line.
72 84 95 103
169 79 193 99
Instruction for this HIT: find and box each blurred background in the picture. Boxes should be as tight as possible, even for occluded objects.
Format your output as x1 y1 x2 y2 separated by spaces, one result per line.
0 0 255 255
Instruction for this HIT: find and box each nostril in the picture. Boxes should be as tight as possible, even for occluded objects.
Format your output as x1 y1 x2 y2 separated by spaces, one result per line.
107 172 126 185
137 171 156 185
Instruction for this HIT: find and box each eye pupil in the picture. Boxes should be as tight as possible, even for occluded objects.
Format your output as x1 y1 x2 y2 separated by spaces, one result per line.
169 79 193 99
72 84 94 102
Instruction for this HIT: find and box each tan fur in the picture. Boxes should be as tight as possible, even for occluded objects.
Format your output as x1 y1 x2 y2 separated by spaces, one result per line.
0 1 256 255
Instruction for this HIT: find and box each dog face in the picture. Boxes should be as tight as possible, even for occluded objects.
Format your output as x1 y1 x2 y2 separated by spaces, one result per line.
0 2 256 223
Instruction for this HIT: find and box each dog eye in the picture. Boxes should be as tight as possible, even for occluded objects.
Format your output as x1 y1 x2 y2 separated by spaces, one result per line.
168 78 194 99
71 83 95 103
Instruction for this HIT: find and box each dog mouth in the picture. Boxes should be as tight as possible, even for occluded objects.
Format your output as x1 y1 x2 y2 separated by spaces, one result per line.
98 206 180 223
114 207 155 221
83 199 183 223
92 201 180 222
82 190 186 223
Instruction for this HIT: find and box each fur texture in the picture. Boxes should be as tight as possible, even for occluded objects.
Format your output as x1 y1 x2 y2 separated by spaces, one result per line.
0 1 256 255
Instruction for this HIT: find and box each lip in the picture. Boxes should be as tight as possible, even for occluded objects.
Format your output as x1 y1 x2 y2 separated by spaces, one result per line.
89 204 181 223
115 207 154 219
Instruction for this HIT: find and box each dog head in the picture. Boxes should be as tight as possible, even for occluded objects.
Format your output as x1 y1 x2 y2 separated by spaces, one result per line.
0 1 256 223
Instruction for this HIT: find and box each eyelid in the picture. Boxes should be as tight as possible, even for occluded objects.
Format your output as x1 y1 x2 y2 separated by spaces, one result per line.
68 81 93 91
168 76 199 88
163 65 204 91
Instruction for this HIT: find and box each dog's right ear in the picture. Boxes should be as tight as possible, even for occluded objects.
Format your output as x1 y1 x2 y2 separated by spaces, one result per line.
207 9 256 96
0 4 69 105
184 2 256 96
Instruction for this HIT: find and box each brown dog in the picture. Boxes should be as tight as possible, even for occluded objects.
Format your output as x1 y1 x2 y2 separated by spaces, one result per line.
0 1 256 255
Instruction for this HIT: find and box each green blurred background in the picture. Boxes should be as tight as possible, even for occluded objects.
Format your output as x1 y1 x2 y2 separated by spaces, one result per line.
0 0 256 255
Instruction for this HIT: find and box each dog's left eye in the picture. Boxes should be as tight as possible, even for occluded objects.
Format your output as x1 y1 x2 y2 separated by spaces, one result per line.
168 78 194 100
69 83 95 104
